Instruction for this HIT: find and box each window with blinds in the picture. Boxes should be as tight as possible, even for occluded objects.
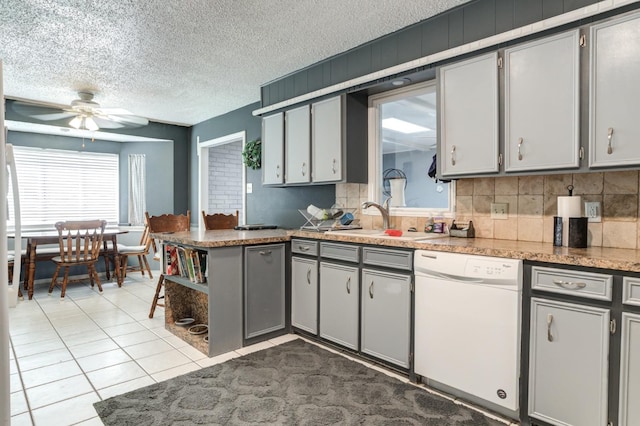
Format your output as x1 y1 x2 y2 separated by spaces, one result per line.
7 146 119 228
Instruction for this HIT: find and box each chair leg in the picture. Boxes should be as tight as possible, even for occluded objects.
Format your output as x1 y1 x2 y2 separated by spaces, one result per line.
137 255 145 276
149 274 165 318
103 252 111 281
60 267 70 299
142 256 153 279
120 255 128 280
49 265 62 295
91 265 103 293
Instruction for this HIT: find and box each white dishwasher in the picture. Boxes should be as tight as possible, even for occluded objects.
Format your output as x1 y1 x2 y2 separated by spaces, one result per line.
414 250 522 416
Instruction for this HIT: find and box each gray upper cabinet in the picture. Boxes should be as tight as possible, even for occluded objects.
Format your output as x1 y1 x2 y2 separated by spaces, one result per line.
439 52 499 177
312 96 343 182
285 105 311 184
262 112 284 185
261 94 367 186
504 30 581 172
589 12 640 168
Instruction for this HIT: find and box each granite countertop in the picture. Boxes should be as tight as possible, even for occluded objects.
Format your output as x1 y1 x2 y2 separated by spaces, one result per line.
152 229 640 273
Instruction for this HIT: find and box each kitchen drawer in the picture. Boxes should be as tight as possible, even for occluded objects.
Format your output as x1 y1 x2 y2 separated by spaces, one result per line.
531 266 612 301
320 242 359 263
291 239 318 256
623 277 640 307
362 246 412 271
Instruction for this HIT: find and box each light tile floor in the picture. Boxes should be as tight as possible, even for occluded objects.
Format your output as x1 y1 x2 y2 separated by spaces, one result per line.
8 270 518 425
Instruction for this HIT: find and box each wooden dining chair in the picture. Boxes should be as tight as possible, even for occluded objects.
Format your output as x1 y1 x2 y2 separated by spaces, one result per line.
201 210 239 230
48 220 107 299
147 211 191 318
117 220 154 280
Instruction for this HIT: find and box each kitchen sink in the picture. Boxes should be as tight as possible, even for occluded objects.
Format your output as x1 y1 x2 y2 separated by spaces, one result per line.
326 229 449 241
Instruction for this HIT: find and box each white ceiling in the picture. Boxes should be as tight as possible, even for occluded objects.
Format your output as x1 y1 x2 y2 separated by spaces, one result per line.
0 0 470 127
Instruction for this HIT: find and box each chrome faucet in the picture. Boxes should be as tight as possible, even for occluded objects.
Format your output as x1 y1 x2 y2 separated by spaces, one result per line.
361 197 391 230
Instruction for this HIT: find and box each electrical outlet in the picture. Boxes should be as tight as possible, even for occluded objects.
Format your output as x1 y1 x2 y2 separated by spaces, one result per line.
585 201 601 222
246 183 253 194
491 203 508 219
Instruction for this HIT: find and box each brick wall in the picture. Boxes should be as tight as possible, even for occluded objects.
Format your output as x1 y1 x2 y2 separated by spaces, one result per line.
207 141 242 216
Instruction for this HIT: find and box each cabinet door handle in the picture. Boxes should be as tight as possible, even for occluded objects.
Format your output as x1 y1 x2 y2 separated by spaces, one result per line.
607 127 614 155
517 137 524 161
301 162 306 177
259 250 272 256
332 158 337 174
369 281 374 299
276 164 281 178
346 276 351 294
306 267 311 284
552 279 586 290
450 145 456 166
547 314 554 342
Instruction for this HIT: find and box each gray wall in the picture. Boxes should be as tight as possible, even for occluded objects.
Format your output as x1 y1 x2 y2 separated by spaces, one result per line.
261 0 622 107
190 102 335 229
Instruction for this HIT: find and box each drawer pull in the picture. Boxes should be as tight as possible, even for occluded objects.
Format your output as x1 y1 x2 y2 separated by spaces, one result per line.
607 127 614 155
301 162 306 177
547 314 554 342
259 250 272 256
369 281 374 299
346 276 351 294
306 268 311 284
451 145 456 166
299 245 310 252
552 279 586 290
332 158 337 174
276 164 280 179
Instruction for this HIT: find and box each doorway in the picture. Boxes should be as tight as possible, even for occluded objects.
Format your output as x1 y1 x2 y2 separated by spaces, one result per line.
198 131 246 229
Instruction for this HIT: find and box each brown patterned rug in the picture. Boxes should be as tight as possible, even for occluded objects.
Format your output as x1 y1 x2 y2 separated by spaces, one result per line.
94 338 506 425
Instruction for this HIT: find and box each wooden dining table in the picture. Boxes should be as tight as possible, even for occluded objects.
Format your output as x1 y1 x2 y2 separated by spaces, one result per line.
9 228 129 300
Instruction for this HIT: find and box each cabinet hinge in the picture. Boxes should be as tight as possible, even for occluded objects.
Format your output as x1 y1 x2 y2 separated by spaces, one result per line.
610 319 617 335
580 34 587 48
497 56 503 69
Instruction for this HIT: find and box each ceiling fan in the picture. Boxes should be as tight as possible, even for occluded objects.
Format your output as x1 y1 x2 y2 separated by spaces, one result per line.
11 91 149 131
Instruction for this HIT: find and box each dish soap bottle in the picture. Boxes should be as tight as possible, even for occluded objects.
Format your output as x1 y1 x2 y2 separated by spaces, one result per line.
424 217 434 233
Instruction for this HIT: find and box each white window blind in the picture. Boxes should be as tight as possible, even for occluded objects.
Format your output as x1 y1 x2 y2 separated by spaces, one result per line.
7 146 119 228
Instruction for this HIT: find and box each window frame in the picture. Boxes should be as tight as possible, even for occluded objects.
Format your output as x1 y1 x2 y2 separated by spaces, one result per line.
367 81 456 218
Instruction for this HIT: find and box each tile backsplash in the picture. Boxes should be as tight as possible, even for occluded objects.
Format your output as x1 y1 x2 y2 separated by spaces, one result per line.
337 170 640 249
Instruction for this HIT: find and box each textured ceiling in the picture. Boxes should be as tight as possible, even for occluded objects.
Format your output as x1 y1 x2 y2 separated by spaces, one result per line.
0 0 470 126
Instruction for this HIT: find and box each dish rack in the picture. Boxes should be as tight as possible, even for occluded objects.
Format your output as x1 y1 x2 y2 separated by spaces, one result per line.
299 208 361 232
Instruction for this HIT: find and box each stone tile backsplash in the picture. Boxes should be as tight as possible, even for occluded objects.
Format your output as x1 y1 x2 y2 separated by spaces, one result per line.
336 170 640 249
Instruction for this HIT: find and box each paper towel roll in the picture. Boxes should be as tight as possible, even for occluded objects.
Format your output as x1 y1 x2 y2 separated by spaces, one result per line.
557 196 582 246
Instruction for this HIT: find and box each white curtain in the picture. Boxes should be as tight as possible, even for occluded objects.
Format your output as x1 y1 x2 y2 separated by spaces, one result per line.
128 154 146 226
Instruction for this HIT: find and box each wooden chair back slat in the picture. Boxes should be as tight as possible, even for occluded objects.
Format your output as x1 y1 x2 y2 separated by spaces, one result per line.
145 211 191 234
201 210 238 230
55 220 106 263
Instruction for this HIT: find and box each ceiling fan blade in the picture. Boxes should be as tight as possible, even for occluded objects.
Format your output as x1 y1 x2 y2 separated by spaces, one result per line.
12 101 76 121
91 116 127 129
98 114 149 128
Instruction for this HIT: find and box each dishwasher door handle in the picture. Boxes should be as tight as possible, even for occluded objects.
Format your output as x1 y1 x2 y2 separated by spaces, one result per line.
415 271 484 283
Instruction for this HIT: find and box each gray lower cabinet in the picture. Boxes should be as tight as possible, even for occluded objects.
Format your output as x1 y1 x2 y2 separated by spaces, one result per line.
244 244 285 339
361 268 411 368
619 312 640 426
528 298 610 426
291 256 317 334
319 261 359 350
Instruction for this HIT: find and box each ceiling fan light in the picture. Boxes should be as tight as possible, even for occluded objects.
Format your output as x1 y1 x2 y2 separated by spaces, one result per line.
84 116 99 131
68 116 82 129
